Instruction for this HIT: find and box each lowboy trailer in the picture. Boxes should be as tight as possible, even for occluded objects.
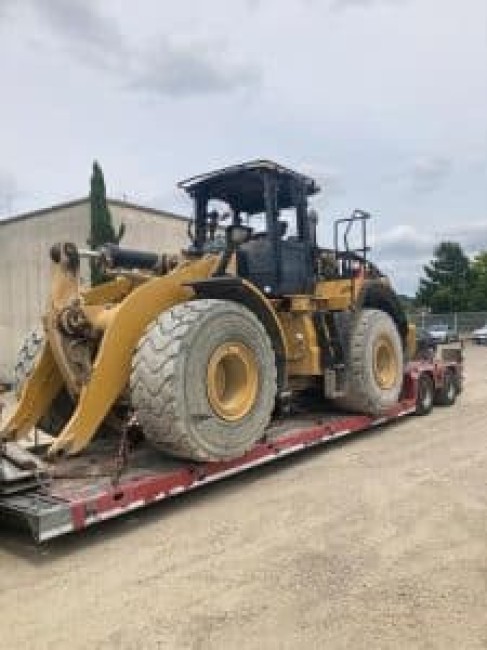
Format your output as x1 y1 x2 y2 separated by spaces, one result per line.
0 355 461 543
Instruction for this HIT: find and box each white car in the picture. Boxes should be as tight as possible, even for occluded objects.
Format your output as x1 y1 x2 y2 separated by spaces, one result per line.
472 323 487 345
427 323 458 344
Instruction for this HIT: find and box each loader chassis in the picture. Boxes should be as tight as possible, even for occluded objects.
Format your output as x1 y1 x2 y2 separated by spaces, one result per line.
1 160 414 462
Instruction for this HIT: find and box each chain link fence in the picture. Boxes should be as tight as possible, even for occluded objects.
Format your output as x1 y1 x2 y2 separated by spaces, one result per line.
410 311 487 335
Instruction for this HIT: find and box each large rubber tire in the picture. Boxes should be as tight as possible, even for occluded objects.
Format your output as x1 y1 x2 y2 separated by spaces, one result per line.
14 330 73 435
130 299 277 461
336 309 404 415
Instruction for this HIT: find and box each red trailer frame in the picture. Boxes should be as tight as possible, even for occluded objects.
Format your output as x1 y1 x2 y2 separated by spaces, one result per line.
0 358 461 543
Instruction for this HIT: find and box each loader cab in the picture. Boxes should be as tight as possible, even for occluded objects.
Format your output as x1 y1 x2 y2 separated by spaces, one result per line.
179 160 320 296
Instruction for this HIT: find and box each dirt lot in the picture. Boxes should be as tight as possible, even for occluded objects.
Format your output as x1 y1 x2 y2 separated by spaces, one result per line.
1 344 486 649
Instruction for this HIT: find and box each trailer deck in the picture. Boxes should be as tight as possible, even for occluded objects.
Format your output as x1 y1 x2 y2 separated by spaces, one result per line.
0 358 461 543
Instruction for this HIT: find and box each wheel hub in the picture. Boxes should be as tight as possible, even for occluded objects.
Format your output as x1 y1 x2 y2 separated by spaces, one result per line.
207 342 259 421
373 334 398 390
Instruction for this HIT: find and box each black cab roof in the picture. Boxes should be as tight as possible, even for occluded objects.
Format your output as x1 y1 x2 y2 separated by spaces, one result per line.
178 159 320 215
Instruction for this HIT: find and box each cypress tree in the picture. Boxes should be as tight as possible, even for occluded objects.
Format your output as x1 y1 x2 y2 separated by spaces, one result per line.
88 161 125 284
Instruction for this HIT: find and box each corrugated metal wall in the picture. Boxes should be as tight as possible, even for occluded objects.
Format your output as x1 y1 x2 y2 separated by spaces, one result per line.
0 199 188 381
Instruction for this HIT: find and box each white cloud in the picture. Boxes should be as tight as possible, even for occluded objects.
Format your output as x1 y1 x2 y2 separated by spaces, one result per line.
331 0 408 10
0 170 18 216
372 222 487 293
130 41 260 97
28 0 260 96
410 157 452 194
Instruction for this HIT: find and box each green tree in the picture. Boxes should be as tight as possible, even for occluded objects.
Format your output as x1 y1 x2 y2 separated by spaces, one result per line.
415 241 470 312
468 251 487 310
88 161 125 285
398 294 415 314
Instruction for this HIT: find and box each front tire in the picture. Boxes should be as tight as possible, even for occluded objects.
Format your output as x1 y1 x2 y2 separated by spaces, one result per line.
14 329 73 435
130 299 277 461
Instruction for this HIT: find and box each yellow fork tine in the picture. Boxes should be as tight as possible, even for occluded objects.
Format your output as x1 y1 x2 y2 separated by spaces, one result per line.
1 343 63 442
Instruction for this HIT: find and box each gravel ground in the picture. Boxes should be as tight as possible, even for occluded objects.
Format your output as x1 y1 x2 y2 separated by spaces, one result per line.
0 344 486 649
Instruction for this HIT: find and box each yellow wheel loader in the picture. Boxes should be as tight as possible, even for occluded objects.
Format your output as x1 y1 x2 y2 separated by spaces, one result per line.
1 160 415 462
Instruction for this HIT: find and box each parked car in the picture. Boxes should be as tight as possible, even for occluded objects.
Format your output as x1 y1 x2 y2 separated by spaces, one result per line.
427 322 459 344
471 323 487 345
415 327 437 359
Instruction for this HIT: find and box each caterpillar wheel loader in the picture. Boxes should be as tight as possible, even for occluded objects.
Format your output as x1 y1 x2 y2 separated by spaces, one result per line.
0 160 415 462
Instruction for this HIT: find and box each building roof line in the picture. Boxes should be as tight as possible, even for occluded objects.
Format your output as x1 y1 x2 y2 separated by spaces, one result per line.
0 196 189 227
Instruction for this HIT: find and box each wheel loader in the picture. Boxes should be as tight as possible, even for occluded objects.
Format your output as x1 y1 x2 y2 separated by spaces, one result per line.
0 160 415 462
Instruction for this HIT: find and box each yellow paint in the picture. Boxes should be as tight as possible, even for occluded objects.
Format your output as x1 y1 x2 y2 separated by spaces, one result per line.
239 279 290 359
48 255 220 456
0 342 63 441
206 342 258 421
372 334 399 389
406 322 417 359
82 276 134 305
278 310 321 376
315 279 353 310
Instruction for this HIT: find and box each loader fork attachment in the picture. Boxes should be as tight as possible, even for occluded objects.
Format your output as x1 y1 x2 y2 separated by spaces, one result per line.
48 255 219 456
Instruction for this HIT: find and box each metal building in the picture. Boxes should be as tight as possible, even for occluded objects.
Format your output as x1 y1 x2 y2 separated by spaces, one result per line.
0 197 189 382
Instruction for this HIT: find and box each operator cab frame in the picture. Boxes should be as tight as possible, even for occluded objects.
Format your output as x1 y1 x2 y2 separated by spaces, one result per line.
179 160 320 296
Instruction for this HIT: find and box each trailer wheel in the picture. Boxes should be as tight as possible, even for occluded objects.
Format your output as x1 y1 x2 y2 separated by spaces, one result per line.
336 309 404 415
130 299 277 461
434 370 457 406
415 372 434 416
14 330 73 435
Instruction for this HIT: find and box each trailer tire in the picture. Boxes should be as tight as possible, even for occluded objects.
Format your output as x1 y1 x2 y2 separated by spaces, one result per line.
434 369 457 406
335 309 404 415
415 372 434 416
14 330 73 435
130 299 277 461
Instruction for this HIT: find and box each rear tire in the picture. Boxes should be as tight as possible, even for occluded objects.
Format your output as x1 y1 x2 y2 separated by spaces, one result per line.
14 330 73 435
336 309 404 415
130 299 277 461
435 370 457 406
415 372 434 416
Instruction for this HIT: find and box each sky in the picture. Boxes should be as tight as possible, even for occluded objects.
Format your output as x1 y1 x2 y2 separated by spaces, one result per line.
0 0 486 294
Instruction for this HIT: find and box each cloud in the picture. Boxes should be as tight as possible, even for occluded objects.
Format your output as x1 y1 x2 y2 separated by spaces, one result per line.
31 0 127 71
297 163 345 199
373 222 487 266
371 221 487 294
0 169 18 216
0 0 13 17
130 42 260 97
410 156 452 194
331 0 408 11
381 155 454 195
373 224 433 259
28 0 260 97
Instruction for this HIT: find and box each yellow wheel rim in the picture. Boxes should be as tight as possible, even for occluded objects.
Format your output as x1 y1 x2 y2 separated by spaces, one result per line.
207 342 259 421
373 334 398 390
